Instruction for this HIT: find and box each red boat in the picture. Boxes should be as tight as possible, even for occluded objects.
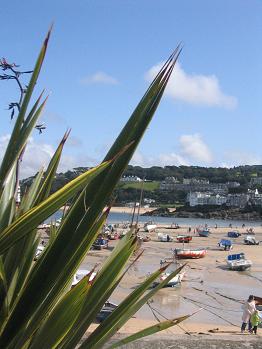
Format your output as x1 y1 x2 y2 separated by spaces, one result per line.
174 248 206 259
176 235 192 243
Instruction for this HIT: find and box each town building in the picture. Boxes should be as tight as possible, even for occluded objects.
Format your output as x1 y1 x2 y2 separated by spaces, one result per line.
120 176 143 182
159 177 179 190
226 194 250 208
187 192 227 207
250 177 262 186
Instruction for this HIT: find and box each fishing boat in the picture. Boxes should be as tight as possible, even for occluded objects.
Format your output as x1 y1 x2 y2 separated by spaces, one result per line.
92 237 108 250
218 239 232 251
244 235 259 245
227 231 241 238
176 235 192 243
226 253 252 271
173 248 206 259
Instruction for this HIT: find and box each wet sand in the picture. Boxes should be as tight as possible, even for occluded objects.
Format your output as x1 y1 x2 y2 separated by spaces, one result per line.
80 223 262 339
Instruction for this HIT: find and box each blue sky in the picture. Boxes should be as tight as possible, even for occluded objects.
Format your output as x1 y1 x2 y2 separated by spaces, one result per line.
1 0 262 177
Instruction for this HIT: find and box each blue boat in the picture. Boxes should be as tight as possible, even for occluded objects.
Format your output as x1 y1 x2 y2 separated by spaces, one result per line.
227 231 241 238
218 239 232 250
198 229 210 237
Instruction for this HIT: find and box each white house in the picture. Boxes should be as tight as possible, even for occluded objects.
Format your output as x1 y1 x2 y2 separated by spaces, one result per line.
120 176 142 182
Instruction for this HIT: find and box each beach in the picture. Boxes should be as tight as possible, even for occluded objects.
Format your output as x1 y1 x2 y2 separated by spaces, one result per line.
77 220 262 343
41 210 262 345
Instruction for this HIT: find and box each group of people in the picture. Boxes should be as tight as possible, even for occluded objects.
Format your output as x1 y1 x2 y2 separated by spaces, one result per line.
241 295 261 334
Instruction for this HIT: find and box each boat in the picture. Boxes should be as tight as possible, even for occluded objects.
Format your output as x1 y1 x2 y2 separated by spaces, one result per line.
72 269 96 287
96 301 118 322
153 260 185 287
198 229 210 237
218 239 232 250
173 248 206 259
157 270 185 288
157 232 173 242
226 253 252 271
227 231 241 238
92 237 108 250
144 222 157 232
244 235 259 245
176 235 192 243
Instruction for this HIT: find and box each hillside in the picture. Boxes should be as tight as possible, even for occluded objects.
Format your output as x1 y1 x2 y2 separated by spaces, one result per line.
20 165 262 206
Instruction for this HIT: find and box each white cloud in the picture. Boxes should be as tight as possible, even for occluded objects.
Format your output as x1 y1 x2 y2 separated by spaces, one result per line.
130 134 212 167
0 135 97 179
131 150 188 168
146 62 237 109
179 133 212 163
80 72 119 85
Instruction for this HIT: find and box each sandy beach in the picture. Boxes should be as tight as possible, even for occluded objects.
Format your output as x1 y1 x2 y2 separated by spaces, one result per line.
76 219 262 342
41 209 262 345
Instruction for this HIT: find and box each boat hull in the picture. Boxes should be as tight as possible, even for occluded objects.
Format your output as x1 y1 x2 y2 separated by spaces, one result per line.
174 248 206 259
227 262 252 271
176 235 192 243
198 231 209 237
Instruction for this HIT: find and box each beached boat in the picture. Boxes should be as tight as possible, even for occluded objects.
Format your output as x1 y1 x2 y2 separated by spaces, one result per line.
244 235 259 245
198 229 210 237
227 231 241 238
176 235 192 243
156 270 185 288
144 222 157 232
157 232 173 242
96 301 118 322
92 237 108 250
218 239 232 250
226 253 252 271
173 248 206 259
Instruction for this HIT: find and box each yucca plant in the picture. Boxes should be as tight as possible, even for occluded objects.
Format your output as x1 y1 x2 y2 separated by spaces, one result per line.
0 28 189 348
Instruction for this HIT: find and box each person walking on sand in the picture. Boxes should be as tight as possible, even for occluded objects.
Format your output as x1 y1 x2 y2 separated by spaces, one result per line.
250 309 261 334
241 295 256 333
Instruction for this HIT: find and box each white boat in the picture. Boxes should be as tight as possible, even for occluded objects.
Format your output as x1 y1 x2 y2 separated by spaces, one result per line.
244 235 259 245
144 222 157 232
159 271 185 287
72 269 96 287
226 253 252 271
157 232 173 242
